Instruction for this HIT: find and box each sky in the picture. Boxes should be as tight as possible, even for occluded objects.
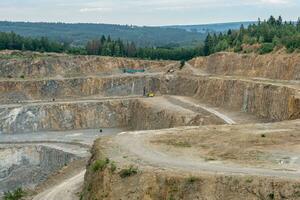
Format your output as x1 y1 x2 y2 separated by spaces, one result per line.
0 0 299 26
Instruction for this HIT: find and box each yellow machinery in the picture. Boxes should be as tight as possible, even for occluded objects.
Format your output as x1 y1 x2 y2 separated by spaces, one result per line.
147 92 155 97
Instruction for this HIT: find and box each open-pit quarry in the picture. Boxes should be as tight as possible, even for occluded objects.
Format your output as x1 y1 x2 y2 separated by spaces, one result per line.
0 50 299 200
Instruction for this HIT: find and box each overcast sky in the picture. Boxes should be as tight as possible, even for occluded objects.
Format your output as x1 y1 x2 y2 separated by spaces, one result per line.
0 0 299 25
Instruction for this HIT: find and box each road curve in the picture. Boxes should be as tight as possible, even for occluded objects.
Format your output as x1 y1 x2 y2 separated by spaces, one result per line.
115 128 300 180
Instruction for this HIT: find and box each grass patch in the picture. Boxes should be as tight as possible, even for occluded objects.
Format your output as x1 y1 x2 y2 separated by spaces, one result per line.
119 166 138 178
3 188 26 200
91 158 110 172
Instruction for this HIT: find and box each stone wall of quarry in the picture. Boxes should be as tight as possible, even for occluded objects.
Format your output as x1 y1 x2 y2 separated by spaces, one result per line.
0 51 173 78
0 74 299 129
161 75 300 121
0 75 161 103
0 145 79 193
189 52 300 80
0 100 132 134
0 98 210 134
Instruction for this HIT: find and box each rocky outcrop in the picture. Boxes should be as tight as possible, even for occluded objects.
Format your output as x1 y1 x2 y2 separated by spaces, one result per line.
189 52 300 80
0 145 79 193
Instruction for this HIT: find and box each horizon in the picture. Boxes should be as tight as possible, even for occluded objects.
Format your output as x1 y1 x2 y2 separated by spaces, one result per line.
0 0 300 26
0 20 259 27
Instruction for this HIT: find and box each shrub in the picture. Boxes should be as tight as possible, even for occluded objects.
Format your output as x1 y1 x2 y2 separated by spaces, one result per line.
179 60 185 69
4 188 26 200
119 166 138 178
20 75 25 79
259 43 274 54
91 158 110 172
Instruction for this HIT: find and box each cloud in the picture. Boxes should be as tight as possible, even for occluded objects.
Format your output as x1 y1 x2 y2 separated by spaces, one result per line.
260 0 290 4
79 7 112 12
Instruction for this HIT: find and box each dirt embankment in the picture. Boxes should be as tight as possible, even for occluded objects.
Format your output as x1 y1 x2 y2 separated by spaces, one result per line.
81 121 300 200
0 50 174 78
189 52 300 80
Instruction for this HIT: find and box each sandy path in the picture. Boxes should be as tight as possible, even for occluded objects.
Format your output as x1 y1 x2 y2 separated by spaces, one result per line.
33 170 85 200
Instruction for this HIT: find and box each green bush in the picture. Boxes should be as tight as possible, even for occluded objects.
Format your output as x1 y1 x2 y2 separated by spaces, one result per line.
91 158 110 172
259 43 274 54
119 166 138 178
4 188 26 200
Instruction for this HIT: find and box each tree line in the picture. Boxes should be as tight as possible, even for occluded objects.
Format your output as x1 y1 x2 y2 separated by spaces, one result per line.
0 31 202 60
1 16 300 60
203 16 300 55
85 36 203 60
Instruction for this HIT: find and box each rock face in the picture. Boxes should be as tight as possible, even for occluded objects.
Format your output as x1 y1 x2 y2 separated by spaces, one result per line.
0 100 132 134
189 52 300 80
0 98 216 134
161 75 300 121
0 51 174 78
0 75 160 103
0 145 79 193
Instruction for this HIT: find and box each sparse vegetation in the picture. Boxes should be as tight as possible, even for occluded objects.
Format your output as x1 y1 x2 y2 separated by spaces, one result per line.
187 176 199 184
3 188 26 200
91 158 110 172
119 166 138 178
110 162 117 173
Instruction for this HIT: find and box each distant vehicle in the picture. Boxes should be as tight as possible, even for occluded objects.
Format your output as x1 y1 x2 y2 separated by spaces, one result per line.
147 92 155 97
123 68 145 74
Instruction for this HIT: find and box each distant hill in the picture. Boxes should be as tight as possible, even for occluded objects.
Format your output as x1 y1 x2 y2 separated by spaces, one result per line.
167 21 255 33
0 21 206 47
0 21 255 48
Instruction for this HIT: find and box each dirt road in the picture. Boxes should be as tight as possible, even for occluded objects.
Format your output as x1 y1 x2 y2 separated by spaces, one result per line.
114 122 300 180
33 170 85 200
